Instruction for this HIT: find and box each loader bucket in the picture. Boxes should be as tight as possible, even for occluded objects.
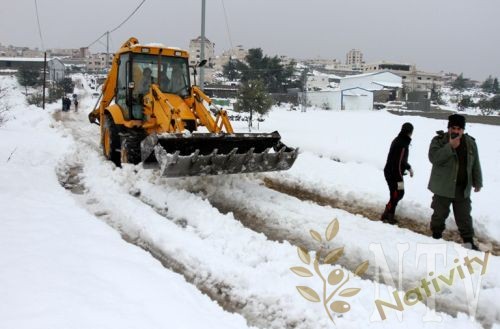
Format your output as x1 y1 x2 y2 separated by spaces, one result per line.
141 131 298 177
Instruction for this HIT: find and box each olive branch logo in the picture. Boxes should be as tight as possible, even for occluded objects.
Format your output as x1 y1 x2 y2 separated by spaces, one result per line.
290 218 369 324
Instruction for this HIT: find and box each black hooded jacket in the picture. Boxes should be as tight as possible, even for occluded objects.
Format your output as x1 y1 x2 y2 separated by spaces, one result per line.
384 133 412 181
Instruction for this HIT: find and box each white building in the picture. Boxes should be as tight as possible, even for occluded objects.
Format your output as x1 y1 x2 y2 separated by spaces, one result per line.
304 71 402 111
0 57 66 81
305 88 373 111
306 71 341 91
339 71 402 91
47 58 65 81
188 36 215 68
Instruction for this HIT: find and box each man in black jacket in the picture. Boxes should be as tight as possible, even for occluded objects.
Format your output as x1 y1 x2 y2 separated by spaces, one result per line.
381 122 414 224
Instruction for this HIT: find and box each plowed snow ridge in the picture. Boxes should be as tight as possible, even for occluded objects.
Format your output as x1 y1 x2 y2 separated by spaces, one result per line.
51 86 497 329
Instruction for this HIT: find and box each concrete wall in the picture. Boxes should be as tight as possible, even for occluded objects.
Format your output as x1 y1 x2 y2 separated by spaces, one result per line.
342 88 373 111
304 87 374 111
302 90 341 110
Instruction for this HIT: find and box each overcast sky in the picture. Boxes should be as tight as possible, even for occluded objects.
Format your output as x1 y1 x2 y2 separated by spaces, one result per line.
1 0 499 80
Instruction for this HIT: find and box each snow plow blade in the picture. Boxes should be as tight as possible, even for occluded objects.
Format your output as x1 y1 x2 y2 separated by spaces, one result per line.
141 131 298 177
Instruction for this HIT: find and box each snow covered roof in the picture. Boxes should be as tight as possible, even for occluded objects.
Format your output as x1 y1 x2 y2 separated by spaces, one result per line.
342 87 373 95
0 57 50 62
340 70 398 80
0 57 64 65
372 81 402 88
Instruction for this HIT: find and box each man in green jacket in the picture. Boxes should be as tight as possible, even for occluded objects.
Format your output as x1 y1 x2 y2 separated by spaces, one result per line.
428 114 483 250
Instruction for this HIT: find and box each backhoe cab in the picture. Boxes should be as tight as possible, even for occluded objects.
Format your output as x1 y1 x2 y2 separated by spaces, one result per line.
89 37 298 177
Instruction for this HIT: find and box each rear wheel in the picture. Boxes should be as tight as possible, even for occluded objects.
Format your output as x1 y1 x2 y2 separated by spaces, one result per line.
103 114 121 167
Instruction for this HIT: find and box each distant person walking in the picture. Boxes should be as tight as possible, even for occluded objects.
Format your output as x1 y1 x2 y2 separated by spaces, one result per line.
62 96 71 112
428 114 483 250
381 122 414 224
72 94 79 112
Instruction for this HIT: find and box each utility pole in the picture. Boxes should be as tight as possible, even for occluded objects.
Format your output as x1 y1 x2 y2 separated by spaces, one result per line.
301 68 308 112
199 0 206 90
106 31 110 71
42 52 47 109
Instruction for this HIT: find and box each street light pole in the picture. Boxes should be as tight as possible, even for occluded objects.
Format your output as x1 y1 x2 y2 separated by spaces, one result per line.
199 0 206 90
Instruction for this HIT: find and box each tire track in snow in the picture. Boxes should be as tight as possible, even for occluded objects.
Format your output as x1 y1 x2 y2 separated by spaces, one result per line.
262 176 500 256
172 175 499 328
55 155 480 329
53 97 488 329
58 161 331 329
53 111 272 327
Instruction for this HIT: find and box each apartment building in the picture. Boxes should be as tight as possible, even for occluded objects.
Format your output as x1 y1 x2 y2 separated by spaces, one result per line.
85 53 112 72
345 49 364 70
363 61 443 91
212 45 248 72
188 36 215 68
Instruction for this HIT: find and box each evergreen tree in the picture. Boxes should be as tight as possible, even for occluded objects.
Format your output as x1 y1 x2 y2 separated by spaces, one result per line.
222 59 242 81
491 95 500 110
47 84 65 103
430 83 445 105
235 79 273 128
458 95 474 110
493 78 499 94
481 75 494 93
59 77 75 93
16 66 41 95
451 73 467 91
478 95 500 115
223 48 295 93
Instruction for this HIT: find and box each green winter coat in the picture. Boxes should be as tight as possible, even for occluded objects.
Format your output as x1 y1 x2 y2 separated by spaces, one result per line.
428 131 483 198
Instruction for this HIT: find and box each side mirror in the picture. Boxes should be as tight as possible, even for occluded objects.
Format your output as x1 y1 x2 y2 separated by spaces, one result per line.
198 59 207 68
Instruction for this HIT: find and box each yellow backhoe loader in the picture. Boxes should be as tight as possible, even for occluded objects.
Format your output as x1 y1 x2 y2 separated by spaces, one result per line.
88 37 298 177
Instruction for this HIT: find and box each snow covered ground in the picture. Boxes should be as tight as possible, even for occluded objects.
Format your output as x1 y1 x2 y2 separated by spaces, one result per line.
1 74 499 328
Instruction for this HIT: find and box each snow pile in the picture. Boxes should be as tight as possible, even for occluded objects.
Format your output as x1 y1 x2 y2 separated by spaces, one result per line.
0 77 253 329
259 107 500 245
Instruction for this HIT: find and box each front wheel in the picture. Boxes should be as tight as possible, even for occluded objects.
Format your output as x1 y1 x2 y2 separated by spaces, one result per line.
121 134 143 165
103 114 121 167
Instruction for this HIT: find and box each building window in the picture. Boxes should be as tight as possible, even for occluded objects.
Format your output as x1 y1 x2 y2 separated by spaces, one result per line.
417 77 422 80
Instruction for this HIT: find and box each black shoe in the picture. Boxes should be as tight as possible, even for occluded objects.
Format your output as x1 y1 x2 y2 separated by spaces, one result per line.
383 213 397 225
432 232 442 239
462 238 479 251
462 242 479 251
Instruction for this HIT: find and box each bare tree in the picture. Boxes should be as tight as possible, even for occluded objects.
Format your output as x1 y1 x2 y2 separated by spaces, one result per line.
0 84 10 125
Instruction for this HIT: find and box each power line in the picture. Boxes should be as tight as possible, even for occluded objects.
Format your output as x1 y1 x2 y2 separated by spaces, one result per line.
86 0 146 49
34 0 45 50
110 0 146 33
87 32 107 49
220 0 233 50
